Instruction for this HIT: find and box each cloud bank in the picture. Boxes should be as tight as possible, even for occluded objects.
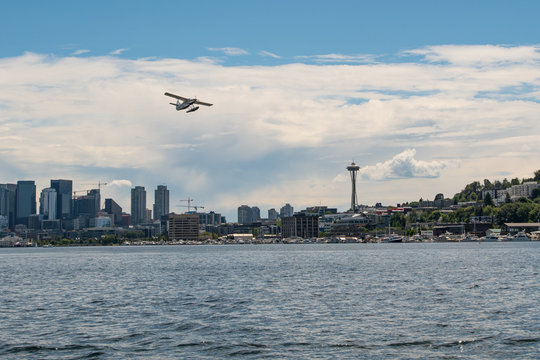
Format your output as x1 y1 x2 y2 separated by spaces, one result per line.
0 44 539 219
359 149 446 180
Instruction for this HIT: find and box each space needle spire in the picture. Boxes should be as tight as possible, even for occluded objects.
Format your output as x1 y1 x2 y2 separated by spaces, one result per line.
347 162 360 213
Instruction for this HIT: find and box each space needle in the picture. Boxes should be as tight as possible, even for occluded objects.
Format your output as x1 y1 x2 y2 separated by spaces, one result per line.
347 162 360 213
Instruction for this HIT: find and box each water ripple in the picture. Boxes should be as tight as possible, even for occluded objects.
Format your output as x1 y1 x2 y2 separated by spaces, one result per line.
0 243 538 359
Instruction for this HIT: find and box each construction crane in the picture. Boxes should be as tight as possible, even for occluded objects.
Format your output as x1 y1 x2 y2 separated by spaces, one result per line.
80 181 108 191
73 190 89 197
178 198 204 213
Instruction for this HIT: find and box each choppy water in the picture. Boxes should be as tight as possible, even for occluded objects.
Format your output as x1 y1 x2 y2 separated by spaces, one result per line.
1 242 538 359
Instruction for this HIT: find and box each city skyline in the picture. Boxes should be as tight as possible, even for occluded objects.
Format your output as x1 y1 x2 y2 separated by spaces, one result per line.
1 1 539 222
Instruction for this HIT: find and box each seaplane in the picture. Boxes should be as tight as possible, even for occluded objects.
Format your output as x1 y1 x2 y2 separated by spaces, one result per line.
164 92 213 113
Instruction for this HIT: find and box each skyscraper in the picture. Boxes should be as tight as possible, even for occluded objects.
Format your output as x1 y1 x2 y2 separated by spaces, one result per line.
39 188 57 220
251 206 260 223
237 205 252 224
268 208 278 221
105 198 123 226
16 180 36 226
50 179 73 220
153 185 169 220
280 203 294 218
73 189 100 218
0 184 16 228
131 186 146 226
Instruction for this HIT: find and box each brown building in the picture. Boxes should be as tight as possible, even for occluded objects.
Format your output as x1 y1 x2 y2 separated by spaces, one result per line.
169 213 199 241
281 213 319 239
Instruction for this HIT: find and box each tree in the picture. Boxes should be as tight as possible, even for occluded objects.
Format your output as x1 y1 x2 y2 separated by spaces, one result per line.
532 188 540 200
535 170 540 181
483 192 494 207
483 179 493 190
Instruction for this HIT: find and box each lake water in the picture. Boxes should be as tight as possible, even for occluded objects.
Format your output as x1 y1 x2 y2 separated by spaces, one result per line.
1 242 538 359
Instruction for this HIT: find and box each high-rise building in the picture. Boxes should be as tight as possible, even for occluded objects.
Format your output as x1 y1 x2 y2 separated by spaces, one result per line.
238 205 252 224
15 180 36 226
153 185 169 220
280 203 294 218
169 213 199 241
105 198 123 226
0 184 16 228
268 208 278 221
39 188 57 220
131 186 146 226
251 206 260 223
73 189 100 218
50 179 73 220
198 211 222 228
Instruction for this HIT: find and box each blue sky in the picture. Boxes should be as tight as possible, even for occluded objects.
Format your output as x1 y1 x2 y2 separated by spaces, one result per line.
1 1 539 221
3 1 539 63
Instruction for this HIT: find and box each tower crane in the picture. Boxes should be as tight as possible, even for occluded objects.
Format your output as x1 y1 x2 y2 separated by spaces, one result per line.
178 198 204 213
80 181 108 191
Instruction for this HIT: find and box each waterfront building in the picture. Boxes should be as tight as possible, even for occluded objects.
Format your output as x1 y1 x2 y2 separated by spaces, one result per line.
153 185 169 221
104 198 123 226
301 206 338 216
280 203 294 218
39 188 57 220
0 184 16 228
198 211 222 229
15 180 36 226
95 216 112 228
0 215 8 231
50 179 73 220
169 213 199 241
131 186 146 226
28 214 42 230
281 213 319 239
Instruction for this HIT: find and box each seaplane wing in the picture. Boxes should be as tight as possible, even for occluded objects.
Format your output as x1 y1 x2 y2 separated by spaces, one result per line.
164 92 189 101
194 100 213 107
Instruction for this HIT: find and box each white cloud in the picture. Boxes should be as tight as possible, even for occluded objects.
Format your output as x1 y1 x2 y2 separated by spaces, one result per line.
295 53 376 63
72 49 90 56
110 48 128 55
207 47 249 56
109 179 133 187
358 149 447 180
407 44 540 65
0 44 539 220
259 50 280 59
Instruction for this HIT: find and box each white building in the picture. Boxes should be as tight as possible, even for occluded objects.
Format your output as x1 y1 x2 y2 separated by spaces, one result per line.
508 182 539 199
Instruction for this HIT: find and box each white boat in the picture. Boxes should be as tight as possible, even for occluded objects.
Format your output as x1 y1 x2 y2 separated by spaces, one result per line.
509 232 531 241
481 234 500 242
380 234 403 243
